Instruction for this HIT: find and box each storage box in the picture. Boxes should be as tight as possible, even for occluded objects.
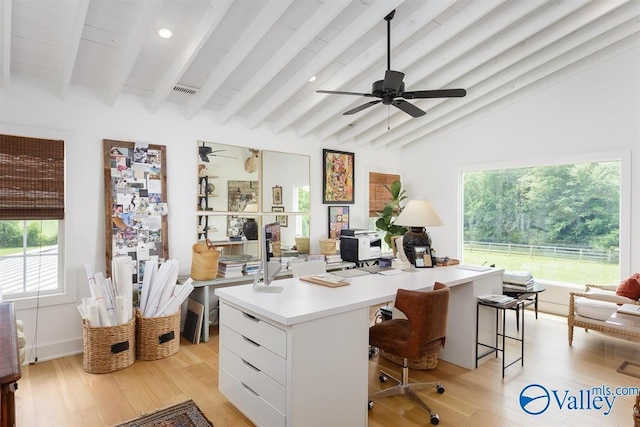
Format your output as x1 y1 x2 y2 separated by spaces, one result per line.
82 317 135 374
135 309 180 361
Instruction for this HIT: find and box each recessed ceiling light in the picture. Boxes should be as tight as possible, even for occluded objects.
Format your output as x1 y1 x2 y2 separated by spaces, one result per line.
157 28 173 39
308 75 316 82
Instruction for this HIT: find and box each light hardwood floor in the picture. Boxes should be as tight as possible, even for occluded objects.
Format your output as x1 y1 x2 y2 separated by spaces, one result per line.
14 311 640 426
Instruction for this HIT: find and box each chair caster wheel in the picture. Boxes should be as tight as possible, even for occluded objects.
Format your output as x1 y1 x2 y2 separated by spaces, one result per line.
368 400 374 410
437 385 445 394
379 374 388 383
430 414 440 425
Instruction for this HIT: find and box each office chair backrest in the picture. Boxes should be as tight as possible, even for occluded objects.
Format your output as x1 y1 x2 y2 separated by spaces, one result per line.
291 259 327 277
394 282 449 359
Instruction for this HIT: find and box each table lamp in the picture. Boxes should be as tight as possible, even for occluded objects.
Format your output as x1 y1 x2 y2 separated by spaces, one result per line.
393 199 443 265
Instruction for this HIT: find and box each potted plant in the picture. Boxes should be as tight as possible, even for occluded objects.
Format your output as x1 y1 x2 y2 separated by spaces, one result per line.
375 180 408 253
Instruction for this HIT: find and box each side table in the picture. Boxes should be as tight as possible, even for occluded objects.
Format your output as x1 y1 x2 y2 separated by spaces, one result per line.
476 298 525 378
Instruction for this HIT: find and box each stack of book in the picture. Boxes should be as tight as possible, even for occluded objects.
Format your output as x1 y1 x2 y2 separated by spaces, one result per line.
244 260 261 276
503 270 534 291
307 254 325 262
325 254 342 266
218 259 244 278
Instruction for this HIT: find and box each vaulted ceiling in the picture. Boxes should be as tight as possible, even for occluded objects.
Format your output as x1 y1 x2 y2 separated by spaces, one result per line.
2 0 639 150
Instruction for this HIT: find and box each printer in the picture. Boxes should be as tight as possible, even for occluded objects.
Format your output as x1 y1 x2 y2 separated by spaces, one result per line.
339 229 382 263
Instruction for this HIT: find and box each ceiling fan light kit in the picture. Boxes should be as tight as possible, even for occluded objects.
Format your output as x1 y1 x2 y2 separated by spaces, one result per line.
317 10 466 118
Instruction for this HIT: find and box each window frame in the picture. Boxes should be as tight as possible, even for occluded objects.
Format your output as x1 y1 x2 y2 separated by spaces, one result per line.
0 123 76 310
457 150 631 284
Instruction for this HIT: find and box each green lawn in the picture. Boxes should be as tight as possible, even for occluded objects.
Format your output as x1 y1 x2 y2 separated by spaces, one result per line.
463 250 619 285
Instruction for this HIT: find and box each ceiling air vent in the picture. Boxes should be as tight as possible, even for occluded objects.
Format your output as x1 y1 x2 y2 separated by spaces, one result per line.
173 84 198 95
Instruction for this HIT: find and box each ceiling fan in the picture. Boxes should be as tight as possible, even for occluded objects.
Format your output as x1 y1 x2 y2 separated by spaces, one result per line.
317 10 466 118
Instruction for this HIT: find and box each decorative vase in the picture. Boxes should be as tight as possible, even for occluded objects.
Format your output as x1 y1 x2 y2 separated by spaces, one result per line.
242 218 258 240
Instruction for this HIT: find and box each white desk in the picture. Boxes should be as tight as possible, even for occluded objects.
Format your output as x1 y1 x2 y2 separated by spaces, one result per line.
215 266 503 427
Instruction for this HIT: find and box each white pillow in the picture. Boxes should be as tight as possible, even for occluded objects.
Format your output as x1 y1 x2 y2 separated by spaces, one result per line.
586 289 634 304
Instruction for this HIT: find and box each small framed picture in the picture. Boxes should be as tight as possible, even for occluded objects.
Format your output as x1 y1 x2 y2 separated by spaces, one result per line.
413 246 433 268
272 185 283 205
272 206 287 227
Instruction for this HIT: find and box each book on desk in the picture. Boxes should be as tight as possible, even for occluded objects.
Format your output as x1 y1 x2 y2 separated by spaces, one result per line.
618 304 640 316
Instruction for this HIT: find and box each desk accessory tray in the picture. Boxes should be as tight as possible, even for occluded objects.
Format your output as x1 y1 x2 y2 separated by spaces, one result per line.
299 275 350 288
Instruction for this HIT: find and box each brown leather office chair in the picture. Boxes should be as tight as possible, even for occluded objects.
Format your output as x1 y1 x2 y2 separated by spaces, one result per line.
368 283 449 425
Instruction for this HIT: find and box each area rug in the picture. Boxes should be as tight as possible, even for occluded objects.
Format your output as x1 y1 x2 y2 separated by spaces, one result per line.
114 399 213 427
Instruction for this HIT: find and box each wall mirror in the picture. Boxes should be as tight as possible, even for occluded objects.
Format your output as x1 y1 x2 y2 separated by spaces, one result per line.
197 141 310 259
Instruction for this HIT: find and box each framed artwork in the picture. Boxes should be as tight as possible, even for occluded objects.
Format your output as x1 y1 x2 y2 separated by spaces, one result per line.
323 149 354 204
328 206 349 239
413 246 433 268
272 206 287 227
272 185 283 205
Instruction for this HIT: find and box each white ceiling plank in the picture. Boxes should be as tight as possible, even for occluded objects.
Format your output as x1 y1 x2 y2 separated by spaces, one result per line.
350 0 598 147
386 12 640 149
398 31 640 150
319 0 548 143
271 0 454 134
58 0 90 98
184 0 294 119
248 0 406 129
106 0 165 107
217 0 351 125
1 0 11 88
148 0 234 113
297 0 506 139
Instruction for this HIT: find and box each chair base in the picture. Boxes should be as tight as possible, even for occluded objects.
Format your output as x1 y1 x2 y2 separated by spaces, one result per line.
369 358 444 425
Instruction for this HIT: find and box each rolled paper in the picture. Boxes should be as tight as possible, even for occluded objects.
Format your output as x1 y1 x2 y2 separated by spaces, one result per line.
116 295 128 325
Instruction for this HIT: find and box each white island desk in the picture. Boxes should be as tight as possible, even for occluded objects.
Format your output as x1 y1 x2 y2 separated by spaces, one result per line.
215 266 503 427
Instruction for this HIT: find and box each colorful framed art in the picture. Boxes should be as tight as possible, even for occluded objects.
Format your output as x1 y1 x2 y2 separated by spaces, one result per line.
322 149 354 204
328 206 349 239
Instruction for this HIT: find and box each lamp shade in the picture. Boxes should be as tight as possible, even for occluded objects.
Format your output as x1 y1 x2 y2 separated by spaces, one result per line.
394 200 444 227
243 201 259 213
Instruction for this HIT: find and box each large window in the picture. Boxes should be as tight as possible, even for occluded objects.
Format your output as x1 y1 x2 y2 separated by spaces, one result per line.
0 134 65 301
462 159 622 286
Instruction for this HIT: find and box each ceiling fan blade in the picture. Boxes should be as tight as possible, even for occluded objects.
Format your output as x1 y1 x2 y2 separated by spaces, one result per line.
392 99 426 118
343 100 381 115
383 70 404 92
402 88 467 99
316 89 374 97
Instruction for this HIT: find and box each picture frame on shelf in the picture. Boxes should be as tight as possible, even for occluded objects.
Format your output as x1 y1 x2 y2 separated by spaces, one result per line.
328 206 349 239
272 185 283 205
322 149 354 204
272 206 287 227
413 246 433 268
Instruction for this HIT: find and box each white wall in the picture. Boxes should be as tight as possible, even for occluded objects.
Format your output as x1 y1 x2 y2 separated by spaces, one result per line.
401 47 640 314
0 76 402 361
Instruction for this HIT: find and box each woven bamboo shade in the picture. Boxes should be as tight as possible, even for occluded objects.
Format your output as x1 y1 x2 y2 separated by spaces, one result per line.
0 134 65 220
369 172 400 217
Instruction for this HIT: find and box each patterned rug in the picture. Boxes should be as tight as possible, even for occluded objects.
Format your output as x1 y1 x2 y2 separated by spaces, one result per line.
114 400 213 427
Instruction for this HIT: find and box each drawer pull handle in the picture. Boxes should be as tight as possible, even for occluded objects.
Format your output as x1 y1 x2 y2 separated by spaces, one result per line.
242 312 260 322
242 359 260 372
241 382 259 397
243 336 260 347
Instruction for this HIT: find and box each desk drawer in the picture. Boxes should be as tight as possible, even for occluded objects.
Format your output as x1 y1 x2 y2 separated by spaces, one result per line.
221 325 286 386
220 302 287 358
220 347 285 413
220 367 285 427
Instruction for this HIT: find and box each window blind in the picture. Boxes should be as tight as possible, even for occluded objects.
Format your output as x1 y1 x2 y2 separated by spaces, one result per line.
0 134 65 220
369 172 400 217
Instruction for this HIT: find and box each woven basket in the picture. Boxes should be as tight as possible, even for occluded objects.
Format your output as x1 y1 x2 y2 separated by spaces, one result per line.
191 239 220 280
135 309 181 361
82 317 135 374
379 349 439 370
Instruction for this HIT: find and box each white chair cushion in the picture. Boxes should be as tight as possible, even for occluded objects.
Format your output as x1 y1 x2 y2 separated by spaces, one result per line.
586 289 634 304
575 297 619 321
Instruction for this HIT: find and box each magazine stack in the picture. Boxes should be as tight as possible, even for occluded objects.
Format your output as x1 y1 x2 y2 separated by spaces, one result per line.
502 270 534 291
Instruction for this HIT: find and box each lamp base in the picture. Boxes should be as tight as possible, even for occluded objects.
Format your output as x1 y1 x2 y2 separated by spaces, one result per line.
242 218 258 240
402 228 432 265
